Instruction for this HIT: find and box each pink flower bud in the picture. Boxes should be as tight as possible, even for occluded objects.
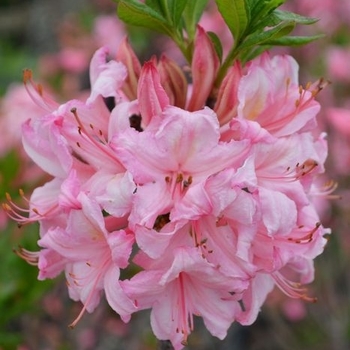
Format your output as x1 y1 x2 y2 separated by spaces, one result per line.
137 60 170 126
116 37 142 100
158 54 188 109
214 61 242 125
187 25 219 111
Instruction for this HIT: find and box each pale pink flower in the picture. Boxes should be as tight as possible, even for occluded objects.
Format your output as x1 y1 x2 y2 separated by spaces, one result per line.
122 247 243 349
4 24 332 348
38 193 136 324
237 53 321 137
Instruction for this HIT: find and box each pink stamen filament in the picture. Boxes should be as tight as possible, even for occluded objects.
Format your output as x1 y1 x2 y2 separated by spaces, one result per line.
3 191 58 226
68 256 110 328
286 222 321 244
177 273 192 345
71 108 122 166
166 173 192 200
258 159 318 183
273 272 317 302
23 69 58 112
264 79 327 133
14 247 39 266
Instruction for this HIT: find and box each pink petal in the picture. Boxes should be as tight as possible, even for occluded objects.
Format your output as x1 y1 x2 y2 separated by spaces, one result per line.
22 116 72 178
187 26 219 111
104 267 136 322
137 60 170 127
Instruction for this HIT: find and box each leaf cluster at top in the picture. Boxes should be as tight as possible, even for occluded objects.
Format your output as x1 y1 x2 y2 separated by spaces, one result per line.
115 0 323 81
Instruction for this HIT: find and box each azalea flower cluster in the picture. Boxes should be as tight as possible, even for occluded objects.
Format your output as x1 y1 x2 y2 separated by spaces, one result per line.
4 25 331 349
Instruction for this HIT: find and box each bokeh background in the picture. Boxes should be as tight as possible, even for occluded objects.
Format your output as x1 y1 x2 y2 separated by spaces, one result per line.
0 0 349 349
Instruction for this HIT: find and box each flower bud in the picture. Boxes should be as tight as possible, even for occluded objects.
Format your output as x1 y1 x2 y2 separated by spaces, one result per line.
187 25 219 111
116 37 142 100
214 61 242 125
137 60 169 126
158 54 188 109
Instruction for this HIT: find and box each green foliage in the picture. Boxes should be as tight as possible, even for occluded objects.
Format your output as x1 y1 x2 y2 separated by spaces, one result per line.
213 0 322 83
117 0 173 37
207 31 223 63
116 0 211 61
215 0 250 44
216 0 321 57
115 0 323 81
182 0 209 40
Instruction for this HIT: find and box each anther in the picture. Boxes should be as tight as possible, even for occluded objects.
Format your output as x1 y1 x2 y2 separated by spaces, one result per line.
176 174 184 183
37 84 43 96
183 176 192 188
23 68 33 83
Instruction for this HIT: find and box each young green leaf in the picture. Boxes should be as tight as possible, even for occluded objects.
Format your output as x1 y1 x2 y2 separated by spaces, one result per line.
207 31 223 63
215 0 250 43
272 9 319 25
145 0 163 13
182 0 209 40
264 34 325 46
117 0 173 36
240 45 271 63
168 0 187 28
238 20 295 51
249 0 285 23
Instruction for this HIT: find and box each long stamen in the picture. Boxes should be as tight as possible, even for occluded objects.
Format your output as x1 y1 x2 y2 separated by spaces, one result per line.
273 272 317 302
68 257 110 329
309 179 340 199
23 69 58 112
177 273 191 346
265 79 329 132
286 222 321 244
13 246 40 266
2 190 58 226
71 108 122 166
259 159 318 183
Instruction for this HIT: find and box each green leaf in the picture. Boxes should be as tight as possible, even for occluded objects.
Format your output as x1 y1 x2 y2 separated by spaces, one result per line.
240 45 271 62
246 1 286 34
249 0 285 21
117 0 173 37
239 20 295 51
215 0 250 42
182 0 209 39
272 9 319 25
207 31 223 62
168 0 187 28
145 0 163 13
264 34 325 46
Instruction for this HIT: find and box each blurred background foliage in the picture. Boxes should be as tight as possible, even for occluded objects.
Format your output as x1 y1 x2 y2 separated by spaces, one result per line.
0 0 350 349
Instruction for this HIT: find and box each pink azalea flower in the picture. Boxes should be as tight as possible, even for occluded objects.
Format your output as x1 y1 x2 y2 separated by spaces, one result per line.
122 247 243 349
4 21 333 348
237 53 321 137
38 193 136 324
